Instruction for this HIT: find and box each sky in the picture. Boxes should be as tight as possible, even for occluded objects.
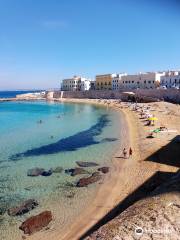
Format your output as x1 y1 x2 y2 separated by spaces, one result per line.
0 0 180 90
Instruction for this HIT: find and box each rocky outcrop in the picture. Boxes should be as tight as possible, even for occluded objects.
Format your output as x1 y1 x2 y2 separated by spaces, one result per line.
52 167 63 173
27 168 45 177
27 168 53 177
76 161 99 167
8 199 38 216
98 167 109 174
65 168 89 176
41 169 52 176
19 211 52 235
85 171 180 240
76 172 102 187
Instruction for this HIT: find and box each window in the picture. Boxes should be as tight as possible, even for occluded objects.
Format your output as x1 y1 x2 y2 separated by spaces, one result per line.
144 80 146 83
148 81 151 84
132 81 134 83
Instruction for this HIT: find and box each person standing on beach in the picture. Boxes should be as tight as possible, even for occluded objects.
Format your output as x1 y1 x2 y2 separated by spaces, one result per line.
129 147 133 158
123 148 127 158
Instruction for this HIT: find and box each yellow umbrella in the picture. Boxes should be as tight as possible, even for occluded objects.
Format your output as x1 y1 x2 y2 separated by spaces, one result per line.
148 117 158 121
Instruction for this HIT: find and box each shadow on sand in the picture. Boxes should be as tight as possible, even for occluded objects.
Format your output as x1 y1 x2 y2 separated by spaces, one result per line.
79 136 180 239
145 135 180 168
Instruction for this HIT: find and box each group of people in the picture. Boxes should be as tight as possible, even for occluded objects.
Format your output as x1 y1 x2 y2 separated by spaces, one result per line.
122 147 133 159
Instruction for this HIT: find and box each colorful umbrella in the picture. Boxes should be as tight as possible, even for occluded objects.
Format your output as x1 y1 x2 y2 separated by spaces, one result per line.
148 117 158 121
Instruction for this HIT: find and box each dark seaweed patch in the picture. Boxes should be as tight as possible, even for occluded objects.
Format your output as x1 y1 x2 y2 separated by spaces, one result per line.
10 114 117 160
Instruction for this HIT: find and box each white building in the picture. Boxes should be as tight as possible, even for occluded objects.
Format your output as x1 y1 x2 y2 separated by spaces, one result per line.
120 72 165 89
160 71 180 89
112 73 127 90
61 76 91 91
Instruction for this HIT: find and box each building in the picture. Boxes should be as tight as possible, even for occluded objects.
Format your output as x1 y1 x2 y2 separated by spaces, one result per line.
160 71 180 89
61 76 91 91
112 73 127 90
120 72 165 89
89 81 96 90
96 73 117 90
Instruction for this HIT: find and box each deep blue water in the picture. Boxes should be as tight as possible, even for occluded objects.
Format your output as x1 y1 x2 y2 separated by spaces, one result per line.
0 90 43 98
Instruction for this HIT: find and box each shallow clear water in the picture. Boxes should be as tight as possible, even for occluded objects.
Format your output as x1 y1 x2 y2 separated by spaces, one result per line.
0 101 122 239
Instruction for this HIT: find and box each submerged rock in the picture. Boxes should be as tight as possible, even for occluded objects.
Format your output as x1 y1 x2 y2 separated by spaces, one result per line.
52 167 63 173
98 167 109 174
76 172 102 187
76 161 99 167
27 168 45 177
65 168 89 176
41 169 52 177
101 138 117 143
19 211 52 235
8 199 38 216
65 191 75 199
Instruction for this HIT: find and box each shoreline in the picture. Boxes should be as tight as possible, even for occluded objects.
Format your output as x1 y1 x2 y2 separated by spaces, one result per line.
19 99 132 240
27 98 138 240
59 99 139 240
2 97 179 240
29 98 179 240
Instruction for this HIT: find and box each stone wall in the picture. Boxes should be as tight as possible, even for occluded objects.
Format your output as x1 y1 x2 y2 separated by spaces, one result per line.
51 89 180 103
134 89 180 103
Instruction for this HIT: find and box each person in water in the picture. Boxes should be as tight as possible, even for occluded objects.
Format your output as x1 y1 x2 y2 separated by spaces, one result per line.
37 120 43 124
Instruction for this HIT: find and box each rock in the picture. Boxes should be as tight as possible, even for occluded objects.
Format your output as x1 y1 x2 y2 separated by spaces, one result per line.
19 211 52 235
65 168 89 176
8 199 38 216
98 167 109 174
65 192 75 198
41 169 52 177
76 172 102 187
101 138 117 142
85 170 180 240
27 168 45 177
52 167 63 173
76 161 99 167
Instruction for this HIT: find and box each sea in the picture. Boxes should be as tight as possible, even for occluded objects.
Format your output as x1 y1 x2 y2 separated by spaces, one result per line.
0 95 122 239
0 90 43 99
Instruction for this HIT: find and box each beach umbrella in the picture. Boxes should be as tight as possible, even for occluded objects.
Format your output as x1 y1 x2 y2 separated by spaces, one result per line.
148 117 158 121
153 129 161 133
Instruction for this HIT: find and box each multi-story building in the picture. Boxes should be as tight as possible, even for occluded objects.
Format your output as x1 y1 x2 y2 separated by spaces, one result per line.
61 76 91 91
96 73 117 90
89 81 96 90
120 72 165 89
112 73 127 90
160 71 180 89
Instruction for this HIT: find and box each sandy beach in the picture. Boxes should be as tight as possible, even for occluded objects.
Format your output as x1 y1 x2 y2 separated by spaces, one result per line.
22 98 179 240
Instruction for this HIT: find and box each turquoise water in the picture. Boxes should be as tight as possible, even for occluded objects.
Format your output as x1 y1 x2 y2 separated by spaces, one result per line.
0 101 122 239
